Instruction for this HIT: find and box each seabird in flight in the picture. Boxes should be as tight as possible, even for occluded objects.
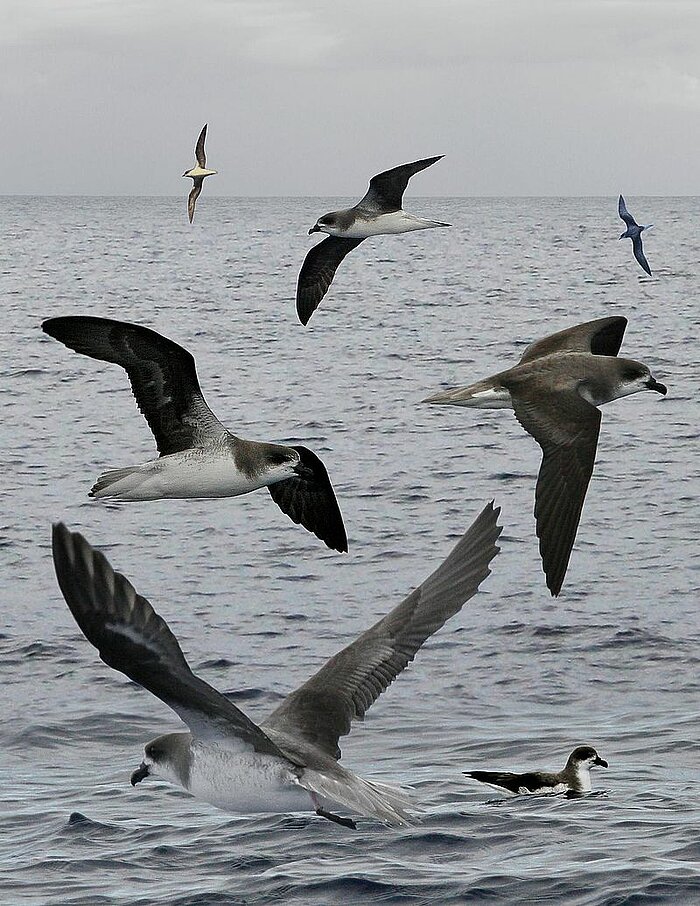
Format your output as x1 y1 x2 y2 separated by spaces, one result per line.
618 194 653 276
42 316 347 552
423 316 667 595
183 124 217 223
52 503 501 828
296 156 450 325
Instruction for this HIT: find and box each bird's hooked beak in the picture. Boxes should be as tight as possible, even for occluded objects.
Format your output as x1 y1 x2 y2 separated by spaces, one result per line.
131 762 150 786
593 756 608 768
646 377 667 395
308 224 321 235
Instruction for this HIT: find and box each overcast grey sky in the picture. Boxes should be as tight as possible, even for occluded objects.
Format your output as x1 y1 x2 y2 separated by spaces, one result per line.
3 0 699 195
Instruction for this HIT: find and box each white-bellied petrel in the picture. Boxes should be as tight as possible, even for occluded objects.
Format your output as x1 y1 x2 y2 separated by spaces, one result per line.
52 503 501 828
183 124 217 223
465 745 608 796
422 316 667 596
296 156 450 325
42 316 347 552
618 194 653 276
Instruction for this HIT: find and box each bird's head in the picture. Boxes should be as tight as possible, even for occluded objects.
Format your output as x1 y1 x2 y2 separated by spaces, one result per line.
131 734 187 788
309 213 338 235
617 359 667 398
568 745 608 771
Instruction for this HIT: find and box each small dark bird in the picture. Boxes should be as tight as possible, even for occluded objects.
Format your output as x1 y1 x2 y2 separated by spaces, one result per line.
618 194 653 275
465 746 608 796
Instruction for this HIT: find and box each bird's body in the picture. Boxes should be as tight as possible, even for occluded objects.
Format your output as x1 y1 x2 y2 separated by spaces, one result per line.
51 503 502 827
296 156 449 324
42 316 347 551
316 208 448 240
183 124 217 222
465 746 608 797
89 442 295 501
423 316 667 595
618 194 653 275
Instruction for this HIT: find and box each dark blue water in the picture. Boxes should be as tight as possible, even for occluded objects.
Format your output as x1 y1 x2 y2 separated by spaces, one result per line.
1 197 698 904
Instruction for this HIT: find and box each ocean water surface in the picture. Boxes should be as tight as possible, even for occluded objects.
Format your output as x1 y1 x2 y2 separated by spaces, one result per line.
1 196 698 904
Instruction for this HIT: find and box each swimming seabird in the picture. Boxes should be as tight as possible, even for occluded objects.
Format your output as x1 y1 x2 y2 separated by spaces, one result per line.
183 124 217 223
465 745 608 796
618 194 653 276
422 316 667 596
51 503 501 828
296 156 450 325
42 316 347 552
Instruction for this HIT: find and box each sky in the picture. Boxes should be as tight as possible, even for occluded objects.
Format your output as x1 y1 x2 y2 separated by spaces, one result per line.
2 0 699 195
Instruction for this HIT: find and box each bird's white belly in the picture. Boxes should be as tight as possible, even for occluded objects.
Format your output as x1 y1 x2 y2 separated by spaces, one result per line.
185 167 217 178
187 747 312 815
341 211 441 239
96 452 272 500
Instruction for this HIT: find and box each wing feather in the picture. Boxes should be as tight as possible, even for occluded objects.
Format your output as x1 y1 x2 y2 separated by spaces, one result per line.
357 156 443 213
618 194 637 228
262 503 501 759
511 392 600 596
518 317 627 363
42 316 225 455
188 179 203 223
267 446 348 552
52 524 287 759
632 235 652 275
195 124 207 168
296 237 364 325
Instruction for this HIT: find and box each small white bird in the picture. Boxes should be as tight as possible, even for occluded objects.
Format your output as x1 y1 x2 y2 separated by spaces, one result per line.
52 503 501 828
465 746 608 797
297 157 450 325
618 194 653 276
183 124 217 223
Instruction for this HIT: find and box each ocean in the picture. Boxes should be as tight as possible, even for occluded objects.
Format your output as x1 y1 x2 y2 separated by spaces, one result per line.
1 196 698 904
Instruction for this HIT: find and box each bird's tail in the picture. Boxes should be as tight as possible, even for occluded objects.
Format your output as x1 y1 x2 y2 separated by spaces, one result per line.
90 466 146 499
299 766 419 827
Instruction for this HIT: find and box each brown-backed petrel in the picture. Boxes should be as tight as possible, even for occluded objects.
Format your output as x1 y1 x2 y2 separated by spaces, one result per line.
296 156 450 325
183 124 217 223
465 746 608 797
52 503 501 828
423 316 667 596
618 194 653 276
42 316 347 552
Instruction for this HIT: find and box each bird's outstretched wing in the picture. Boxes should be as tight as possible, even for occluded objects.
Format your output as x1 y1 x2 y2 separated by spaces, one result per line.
296 236 364 325
262 503 501 759
42 316 226 455
511 389 601 597
518 316 628 363
267 446 348 552
357 156 444 214
188 178 203 223
618 194 638 228
632 235 652 275
52 524 288 759
466 770 558 794
195 124 207 168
